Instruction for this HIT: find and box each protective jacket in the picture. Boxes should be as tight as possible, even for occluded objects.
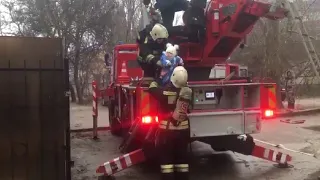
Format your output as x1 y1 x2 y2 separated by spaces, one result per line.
148 81 192 180
137 27 167 78
148 81 191 130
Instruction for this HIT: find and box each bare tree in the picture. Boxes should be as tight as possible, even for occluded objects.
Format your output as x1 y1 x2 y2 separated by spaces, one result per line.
122 0 142 42
233 0 320 106
2 0 119 104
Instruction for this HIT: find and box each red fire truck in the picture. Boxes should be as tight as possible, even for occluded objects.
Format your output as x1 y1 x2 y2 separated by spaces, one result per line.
97 0 291 177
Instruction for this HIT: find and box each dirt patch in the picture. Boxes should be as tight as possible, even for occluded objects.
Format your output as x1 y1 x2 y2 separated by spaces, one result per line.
70 103 110 130
71 131 123 180
300 145 317 154
304 170 320 180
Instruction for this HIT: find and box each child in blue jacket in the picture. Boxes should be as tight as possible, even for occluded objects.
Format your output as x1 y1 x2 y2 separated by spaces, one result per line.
159 43 184 86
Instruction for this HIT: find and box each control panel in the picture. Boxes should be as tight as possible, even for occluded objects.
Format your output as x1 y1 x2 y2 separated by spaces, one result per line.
193 87 217 105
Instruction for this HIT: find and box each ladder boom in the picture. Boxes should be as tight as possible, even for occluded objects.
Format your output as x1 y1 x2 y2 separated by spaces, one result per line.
286 0 320 79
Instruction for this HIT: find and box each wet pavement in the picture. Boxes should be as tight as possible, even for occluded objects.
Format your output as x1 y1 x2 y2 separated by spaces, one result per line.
71 113 320 180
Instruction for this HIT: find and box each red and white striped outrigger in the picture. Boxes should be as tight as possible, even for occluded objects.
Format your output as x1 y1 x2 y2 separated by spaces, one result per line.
96 139 293 177
251 143 292 165
96 149 146 175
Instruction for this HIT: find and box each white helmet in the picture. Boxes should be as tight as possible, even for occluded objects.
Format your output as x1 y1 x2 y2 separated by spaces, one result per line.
166 43 179 56
150 23 169 41
171 66 188 88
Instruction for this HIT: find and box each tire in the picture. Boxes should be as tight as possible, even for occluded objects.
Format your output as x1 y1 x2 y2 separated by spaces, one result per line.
108 100 122 136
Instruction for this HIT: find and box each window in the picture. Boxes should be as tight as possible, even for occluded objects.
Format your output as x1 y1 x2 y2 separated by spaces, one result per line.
127 60 140 68
240 69 248 77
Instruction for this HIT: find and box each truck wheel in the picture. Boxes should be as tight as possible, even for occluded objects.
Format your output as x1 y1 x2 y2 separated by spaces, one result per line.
109 100 122 136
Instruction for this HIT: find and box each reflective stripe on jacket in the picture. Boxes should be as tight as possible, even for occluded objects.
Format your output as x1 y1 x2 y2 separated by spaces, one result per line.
159 119 189 130
174 164 189 172
161 164 174 173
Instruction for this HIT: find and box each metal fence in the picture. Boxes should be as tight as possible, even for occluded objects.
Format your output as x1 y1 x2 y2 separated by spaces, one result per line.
0 36 70 180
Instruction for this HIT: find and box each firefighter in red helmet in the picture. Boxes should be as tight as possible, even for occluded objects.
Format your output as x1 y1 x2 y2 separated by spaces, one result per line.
148 66 192 180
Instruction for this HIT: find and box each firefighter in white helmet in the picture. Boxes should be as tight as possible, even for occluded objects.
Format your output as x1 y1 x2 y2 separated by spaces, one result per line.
137 23 169 81
149 66 192 180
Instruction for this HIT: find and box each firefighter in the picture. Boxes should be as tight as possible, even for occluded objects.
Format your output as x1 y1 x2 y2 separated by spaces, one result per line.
143 0 206 42
144 0 188 28
137 23 169 81
148 66 192 180
285 70 295 109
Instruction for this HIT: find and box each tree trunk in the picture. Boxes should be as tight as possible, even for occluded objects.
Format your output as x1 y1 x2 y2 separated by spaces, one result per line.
74 67 84 104
74 50 84 104
69 82 76 102
93 74 102 89
73 27 84 104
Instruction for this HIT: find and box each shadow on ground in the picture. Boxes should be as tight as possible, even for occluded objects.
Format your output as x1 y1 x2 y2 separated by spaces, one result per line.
72 131 296 180
121 152 291 180
303 125 320 132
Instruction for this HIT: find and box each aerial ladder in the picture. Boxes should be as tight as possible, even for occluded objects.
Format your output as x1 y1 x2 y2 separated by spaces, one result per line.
286 0 320 80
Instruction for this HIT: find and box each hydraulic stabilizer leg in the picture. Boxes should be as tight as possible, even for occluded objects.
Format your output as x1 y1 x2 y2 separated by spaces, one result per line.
97 124 157 177
237 134 293 168
251 144 292 168
96 149 146 176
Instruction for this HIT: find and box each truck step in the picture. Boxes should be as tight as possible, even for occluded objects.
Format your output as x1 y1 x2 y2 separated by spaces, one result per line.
96 149 146 176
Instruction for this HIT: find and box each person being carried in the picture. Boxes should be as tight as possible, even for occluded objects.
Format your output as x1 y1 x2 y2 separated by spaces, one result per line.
159 43 184 86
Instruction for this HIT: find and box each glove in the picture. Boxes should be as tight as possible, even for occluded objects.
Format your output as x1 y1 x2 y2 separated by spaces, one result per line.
170 117 180 127
156 60 162 67
137 56 143 62
165 60 171 67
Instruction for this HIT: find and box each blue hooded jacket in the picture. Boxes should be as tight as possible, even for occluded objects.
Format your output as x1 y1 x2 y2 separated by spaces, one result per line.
159 52 184 86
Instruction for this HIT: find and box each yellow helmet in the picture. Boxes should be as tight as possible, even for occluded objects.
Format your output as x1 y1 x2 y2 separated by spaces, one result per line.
171 66 188 88
150 23 169 41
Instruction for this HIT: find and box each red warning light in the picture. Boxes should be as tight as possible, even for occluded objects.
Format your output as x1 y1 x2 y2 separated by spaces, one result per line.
264 109 274 117
142 116 158 124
